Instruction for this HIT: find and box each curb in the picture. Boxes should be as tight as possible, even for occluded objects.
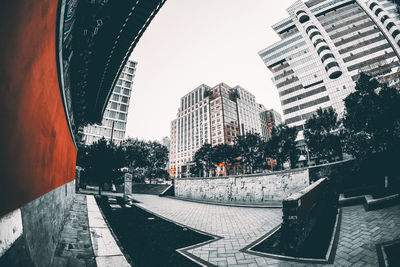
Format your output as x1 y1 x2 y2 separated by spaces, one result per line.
86 195 130 267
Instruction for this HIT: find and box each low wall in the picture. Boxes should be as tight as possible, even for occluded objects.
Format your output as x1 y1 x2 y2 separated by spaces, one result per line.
0 181 75 267
132 183 170 195
174 168 309 205
280 178 336 253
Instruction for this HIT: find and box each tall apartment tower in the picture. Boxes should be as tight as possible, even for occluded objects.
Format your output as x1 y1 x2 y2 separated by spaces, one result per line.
82 60 137 145
258 104 270 139
258 104 282 139
169 83 265 178
259 0 400 148
235 86 263 135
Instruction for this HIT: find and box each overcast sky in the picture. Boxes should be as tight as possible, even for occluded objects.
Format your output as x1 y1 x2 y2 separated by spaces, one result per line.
127 0 296 142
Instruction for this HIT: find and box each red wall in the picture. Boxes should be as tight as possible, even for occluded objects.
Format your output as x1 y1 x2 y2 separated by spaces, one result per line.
0 1 77 217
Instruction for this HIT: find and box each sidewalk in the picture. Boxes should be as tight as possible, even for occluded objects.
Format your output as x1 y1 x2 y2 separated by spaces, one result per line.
51 194 96 267
51 194 130 267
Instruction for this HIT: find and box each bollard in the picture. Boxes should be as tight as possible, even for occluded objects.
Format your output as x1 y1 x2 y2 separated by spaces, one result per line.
124 173 133 201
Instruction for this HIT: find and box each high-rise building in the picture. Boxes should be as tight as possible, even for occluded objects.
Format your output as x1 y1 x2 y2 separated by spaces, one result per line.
169 83 267 178
258 104 270 139
258 104 283 139
266 109 283 137
235 86 263 136
82 60 137 145
259 0 400 149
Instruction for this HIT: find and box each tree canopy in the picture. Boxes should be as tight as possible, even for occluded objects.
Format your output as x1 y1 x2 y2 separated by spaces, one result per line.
77 138 125 194
266 124 299 170
77 137 169 189
191 125 299 176
304 107 343 163
342 73 400 160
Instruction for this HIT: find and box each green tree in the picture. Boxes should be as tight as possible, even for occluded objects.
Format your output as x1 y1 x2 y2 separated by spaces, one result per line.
342 73 400 180
122 138 150 169
265 124 299 170
210 143 239 176
121 138 151 183
83 138 125 194
193 144 214 177
304 107 343 164
342 73 400 160
235 133 264 174
389 0 400 14
146 141 169 183
189 163 203 177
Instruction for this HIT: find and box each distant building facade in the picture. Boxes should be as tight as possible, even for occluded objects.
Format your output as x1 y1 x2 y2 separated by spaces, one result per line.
259 0 400 156
169 83 271 178
258 104 282 139
82 60 137 145
266 109 283 138
258 104 270 139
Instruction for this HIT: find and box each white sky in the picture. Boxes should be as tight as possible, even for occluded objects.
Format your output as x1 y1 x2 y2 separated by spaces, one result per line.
127 0 296 142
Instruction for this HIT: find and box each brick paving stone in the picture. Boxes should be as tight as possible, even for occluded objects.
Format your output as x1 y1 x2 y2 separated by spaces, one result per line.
51 194 96 267
133 194 400 267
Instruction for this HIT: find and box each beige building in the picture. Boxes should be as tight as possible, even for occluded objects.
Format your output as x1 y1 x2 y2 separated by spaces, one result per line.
169 83 273 178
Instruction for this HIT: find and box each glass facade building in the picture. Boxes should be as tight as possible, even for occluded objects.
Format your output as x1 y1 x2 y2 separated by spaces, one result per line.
259 0 400 148
82 60 137 145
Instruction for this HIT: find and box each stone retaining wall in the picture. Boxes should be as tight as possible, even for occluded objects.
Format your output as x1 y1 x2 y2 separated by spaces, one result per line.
174 168 309 204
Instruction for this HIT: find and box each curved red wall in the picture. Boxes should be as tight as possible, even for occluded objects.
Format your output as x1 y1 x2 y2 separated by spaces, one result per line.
0 1 77 217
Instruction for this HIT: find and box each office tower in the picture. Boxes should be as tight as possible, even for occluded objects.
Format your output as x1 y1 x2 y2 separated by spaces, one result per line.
82 60 137 145
259 104 283 139
235 86 263 136
169 83 268 178
258 104 270 139
266 109 283 138
259 0 400 148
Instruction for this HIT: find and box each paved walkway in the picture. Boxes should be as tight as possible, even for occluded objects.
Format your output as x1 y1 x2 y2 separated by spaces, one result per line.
52 194 96 267
52 194 131 267
133 194 400 267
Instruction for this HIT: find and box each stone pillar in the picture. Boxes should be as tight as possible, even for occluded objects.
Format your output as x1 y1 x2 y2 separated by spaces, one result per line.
124 173 132 200
75 166 81 192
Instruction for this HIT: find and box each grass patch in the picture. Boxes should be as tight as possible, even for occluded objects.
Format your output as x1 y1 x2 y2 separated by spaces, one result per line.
96 198 213 267
385 242 400 267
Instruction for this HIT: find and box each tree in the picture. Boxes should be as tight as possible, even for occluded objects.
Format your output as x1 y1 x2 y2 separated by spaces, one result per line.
122 139 150 169
193 144 214 177
121 138 151 183
146 141 169 183
210 144 239 176
342 73 400 181
342 73 400 160
189 163 203 177
389 0 400 15
265 124 299 170
304 107 343 164
83 138 125 195
122 139 169 183
235 133 264 174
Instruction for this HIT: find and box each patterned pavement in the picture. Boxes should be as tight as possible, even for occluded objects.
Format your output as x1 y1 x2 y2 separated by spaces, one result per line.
133 194 400 267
